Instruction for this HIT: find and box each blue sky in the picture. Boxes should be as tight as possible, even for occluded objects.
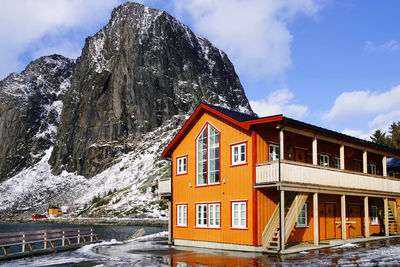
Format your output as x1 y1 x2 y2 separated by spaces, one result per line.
1 0 400 139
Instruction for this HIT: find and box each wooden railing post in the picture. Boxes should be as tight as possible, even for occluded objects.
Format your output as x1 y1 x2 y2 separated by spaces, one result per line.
90 228 94 242
77 229 81 244
22 234 26 252
62 231 65 246
44 232 47 249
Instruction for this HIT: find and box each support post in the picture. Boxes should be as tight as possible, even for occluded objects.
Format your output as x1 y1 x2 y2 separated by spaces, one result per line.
363 150 368 174
279 130 284 160
168 200 172 245
383 156 387 177
384 198 389 237
44 232 47 249
364 196 370 238
90 228 94 242
62 231 65 246
312 137 318 165
340 145 345 170
341 195 346 240
77 229 81 244
313 193 319 246
22 234 26 252
280 190 285 251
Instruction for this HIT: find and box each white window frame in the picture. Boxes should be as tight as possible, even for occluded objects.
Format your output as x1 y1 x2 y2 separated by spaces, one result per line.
231 142 246 165
177 204 187 227
196 123 220 186
320 154 329 167
296 203 308 227
208 203 221 228
176 156 187 175
370 205 378 225
334 156 340 169
369 163 377 175
231 201 247 229
196 204 208 227
269 143 279 161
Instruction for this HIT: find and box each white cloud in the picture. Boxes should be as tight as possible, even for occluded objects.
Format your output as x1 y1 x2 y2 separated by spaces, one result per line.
341 128 372 140
365 40 400 53
0 0 123 79
172 0 322 77
249 88 309 119
323 85 400 132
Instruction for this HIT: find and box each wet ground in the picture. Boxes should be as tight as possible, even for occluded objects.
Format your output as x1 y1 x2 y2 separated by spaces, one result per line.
3 233 400 266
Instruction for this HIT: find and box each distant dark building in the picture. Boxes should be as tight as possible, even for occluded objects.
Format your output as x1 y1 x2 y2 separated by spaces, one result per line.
387 158 400 178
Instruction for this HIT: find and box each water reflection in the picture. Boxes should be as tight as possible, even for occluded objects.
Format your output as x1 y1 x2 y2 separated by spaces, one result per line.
112 238 400 266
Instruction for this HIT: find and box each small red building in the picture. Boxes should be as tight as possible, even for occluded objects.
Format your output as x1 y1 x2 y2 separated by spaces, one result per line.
160 103 400 253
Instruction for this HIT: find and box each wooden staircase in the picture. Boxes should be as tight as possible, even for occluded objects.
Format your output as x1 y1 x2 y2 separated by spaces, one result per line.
388 199 400 234
262 192 309 252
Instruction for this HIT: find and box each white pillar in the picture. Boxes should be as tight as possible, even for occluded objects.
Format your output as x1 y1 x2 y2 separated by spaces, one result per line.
363 150 368 174
341 195 346 240
340 145 345 170
280 190 285 251
384 198 389 237
312 137 318 165
364 197 370 238
383 156 387 177
313 193 319 246
168 200 172 244
279 130 284 160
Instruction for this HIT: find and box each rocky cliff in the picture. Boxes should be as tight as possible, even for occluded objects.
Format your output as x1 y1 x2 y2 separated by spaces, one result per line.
0 55 75 181
0 2 253 218
49 2 252 178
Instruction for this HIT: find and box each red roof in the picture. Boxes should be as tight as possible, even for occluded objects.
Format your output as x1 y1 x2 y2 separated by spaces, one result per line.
161 103 282 157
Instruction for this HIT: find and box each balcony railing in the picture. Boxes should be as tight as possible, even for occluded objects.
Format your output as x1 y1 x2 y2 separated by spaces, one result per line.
256 160 400 195
158 177 171 197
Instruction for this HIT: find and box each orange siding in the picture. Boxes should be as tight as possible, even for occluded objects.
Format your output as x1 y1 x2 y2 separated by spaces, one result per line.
172 111 254 245
255 124 279 163
256 189 278 246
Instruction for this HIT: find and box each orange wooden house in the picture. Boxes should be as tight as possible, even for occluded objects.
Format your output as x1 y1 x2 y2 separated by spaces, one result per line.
159 103 400 253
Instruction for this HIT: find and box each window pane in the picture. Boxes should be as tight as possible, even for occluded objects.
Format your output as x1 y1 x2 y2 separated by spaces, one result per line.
234 204 238 226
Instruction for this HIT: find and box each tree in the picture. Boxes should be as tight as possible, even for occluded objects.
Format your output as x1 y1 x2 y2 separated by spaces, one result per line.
370 129 389 146
370 122 400 149
388 122 400 149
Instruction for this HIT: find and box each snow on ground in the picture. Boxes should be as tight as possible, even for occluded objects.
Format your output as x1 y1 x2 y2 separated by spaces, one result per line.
0 117 181 218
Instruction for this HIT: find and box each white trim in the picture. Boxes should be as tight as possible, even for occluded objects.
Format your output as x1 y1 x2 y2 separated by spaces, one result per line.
230 140 248 146
177 156 187 175
370 205 378 225
177 204 187 227
196 204 207 227
297 203 308 227
229 199 249 202
231 143 247 165
320 153 329 167
232 201 247 229
208 203 221 228
269 143 280 161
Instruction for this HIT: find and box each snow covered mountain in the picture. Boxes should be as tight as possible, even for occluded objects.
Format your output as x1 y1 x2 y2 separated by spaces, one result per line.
0 2 253 218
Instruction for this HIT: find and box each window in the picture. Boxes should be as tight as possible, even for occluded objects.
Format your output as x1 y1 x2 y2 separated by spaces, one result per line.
232 202 247 228
269 144 279 161
297 203 307 227
196 204 207 227
177 156 187 175
177 205 187 227
209 204 220 228
320 154 329 167
231 142 246 165
369 163 377 175
196 203 220 228
370 205 378 225
196 124 220 185
334 157 340 169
